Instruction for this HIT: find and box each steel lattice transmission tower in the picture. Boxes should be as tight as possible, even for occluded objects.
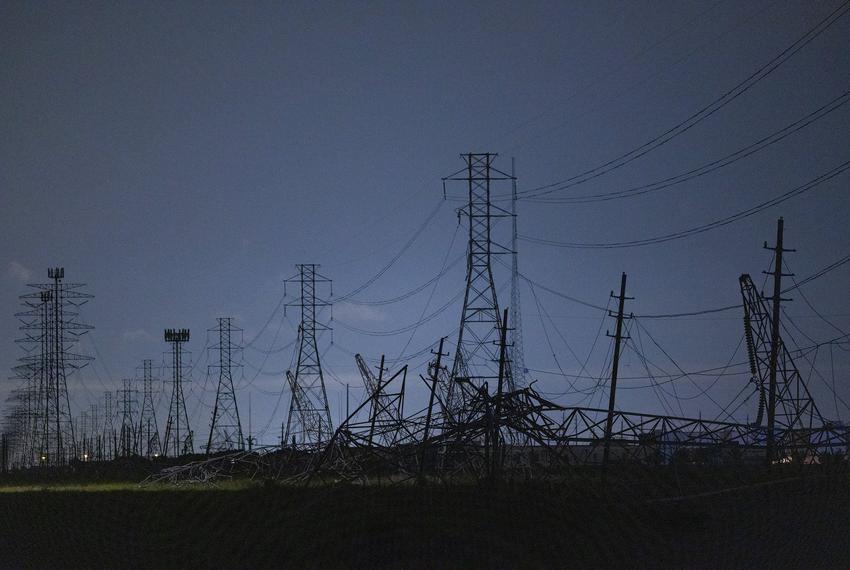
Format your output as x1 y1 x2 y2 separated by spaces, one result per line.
12 268 93 467
442 153 515 413
283 264 334 448
137 359 162 458
102 391 116 460
206 317 245 454
117 379 138 457
163 328 193 456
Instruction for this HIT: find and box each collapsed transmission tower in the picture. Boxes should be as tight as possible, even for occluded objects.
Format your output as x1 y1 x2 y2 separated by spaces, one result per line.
12 268 93 467
206 317 244 454
740 218 821 462
163 328 193 456
137 359 162 458
117 379 138 457
283 264 334 448
442 153 515 414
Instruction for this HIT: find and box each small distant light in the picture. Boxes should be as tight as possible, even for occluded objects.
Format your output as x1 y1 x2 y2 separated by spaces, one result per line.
41 456 46 461
153 453 159 458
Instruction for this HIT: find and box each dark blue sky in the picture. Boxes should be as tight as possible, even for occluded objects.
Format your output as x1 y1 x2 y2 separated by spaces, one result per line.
2 1 849 445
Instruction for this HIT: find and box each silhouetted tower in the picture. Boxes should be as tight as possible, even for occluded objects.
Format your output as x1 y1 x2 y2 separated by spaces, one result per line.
163 329 193 456
117 379 138 457
6 380 38 468
13 268 92 466
102 391 116 460
442 154 514 413
137 360 162 458
509 157 527 385
283 265 334 447
206 318 244 454
77 410 90 460
88 402 100 461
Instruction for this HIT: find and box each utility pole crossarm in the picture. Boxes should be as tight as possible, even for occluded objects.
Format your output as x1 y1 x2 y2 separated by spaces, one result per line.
603 273 633 471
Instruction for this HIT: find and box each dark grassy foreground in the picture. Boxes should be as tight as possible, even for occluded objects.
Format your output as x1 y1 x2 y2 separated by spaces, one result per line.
0 469 849 568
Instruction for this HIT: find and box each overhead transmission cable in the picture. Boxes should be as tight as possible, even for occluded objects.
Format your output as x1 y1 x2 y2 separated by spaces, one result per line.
334 200 443 301
639 249 850 319
515 1 850 199
393 218 463 363
525 89 850 204
520 157 850 249
343 254 464 306
334 290 463 337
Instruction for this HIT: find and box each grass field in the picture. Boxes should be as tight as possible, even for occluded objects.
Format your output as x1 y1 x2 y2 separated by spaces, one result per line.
1 468 848 568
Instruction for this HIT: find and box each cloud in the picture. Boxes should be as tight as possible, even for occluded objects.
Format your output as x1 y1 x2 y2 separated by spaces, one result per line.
7 261 33 283
122 328 155 343
334 302 387 323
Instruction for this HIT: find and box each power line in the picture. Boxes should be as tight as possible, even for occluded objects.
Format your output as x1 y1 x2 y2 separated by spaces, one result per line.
334 290 463 337
334 200 444 301
639 249 850 319
520 157 850 249
515 0 850 199
524 89 850 204
343 254 464 306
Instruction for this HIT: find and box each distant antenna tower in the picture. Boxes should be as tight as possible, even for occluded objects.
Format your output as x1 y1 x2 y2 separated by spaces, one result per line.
137 359 162 458
117 379 138 457
283 264 334 447
442 154 514 411
12 267 93 467
509 157 526 385
163 328 193 456
206 317 244 454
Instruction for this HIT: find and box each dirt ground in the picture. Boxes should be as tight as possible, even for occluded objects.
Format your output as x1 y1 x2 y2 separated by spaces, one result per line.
0 469 848 568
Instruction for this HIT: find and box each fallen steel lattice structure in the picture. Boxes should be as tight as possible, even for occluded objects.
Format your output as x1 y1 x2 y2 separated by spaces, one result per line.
283 215 850 485
294 384 849 486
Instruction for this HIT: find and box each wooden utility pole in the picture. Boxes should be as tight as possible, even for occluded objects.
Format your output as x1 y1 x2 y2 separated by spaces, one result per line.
418 337 447 485
603 273 632 471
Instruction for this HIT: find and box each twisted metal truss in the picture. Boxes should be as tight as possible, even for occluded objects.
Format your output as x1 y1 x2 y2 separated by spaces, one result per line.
740 274 822 432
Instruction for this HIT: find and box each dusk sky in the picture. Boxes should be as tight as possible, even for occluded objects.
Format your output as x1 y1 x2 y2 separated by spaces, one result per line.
2 1 849 445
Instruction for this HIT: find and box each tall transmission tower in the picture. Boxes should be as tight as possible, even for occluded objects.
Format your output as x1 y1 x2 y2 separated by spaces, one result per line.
117 379 138 457
206 317 244 454
88 402 100 461
102 391 116 460
163 328 193 456
283 264 334 448
13 268 93 466
442 153 514 413
137 359 162 458
509 157 527 385
77 410 90 461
